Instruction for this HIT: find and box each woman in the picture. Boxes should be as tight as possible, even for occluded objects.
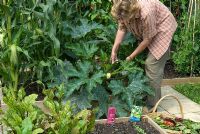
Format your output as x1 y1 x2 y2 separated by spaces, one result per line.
110 0 177 110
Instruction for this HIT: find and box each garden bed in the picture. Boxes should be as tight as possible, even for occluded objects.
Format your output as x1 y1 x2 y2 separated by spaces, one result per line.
1 76 200 134
90 117 165 134
1 93 200 134
0 116 165 134
0 98 166 134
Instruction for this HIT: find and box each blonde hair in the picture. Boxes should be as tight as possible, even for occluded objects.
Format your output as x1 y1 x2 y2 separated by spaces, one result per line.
111 0 140 20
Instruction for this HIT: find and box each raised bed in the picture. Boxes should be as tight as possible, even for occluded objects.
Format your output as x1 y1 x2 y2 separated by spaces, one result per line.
1 98 199 134
0 99 167 134
0 112 165 134
0 117 164 134
91 116 166 134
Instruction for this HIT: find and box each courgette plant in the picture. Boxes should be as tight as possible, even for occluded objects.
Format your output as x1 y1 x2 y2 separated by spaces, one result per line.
108 72 154 117
44 43 154 118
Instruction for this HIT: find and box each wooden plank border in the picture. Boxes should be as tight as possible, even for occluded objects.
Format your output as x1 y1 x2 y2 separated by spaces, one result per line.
162 77 200 87
95 117 129 124
142 115 167 134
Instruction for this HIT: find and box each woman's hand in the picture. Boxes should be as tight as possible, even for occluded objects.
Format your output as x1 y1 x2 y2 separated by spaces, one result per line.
110 29 126 64
111 52 118 64
126 56 132 61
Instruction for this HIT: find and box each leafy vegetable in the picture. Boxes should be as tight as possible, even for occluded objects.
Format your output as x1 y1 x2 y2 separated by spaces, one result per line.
1 86 95 134
154 116 200 134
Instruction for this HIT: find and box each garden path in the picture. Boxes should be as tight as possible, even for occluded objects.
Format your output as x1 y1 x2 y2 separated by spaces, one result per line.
158 86 200 122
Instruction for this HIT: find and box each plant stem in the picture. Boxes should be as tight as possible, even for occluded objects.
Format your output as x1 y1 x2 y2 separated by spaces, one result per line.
190 0 197 76
7 16 11 44
187 0 193 29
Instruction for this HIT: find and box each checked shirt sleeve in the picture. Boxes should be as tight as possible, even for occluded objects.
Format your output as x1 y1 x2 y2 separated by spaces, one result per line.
142 12 157 40
118 21 127 32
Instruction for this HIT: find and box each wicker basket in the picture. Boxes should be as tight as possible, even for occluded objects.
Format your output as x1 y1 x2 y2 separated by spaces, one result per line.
147 94 184 134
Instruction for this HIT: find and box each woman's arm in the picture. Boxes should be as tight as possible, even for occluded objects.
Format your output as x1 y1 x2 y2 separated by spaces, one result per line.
126 38 152 61
111 29 126 63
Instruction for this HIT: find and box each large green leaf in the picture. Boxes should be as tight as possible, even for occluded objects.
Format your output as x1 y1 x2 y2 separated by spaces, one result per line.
120 60 142 73
23 94 37 105
32 128 44 134
128 72 154 96
66 61 104 96
70 90 92 110
45 61 69 88
125 73 154 107
110 97 129 117
86 71 104 92
92 85 109 118
69 19 103 39
21 94 38 112
67 61 90 78
108 72 154 116
66 79 84 98
21 117 32 134
47 21 60 57
108 80 124 96
67 44 98 60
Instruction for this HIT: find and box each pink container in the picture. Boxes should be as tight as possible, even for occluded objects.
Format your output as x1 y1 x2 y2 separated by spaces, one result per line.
107 107 116 124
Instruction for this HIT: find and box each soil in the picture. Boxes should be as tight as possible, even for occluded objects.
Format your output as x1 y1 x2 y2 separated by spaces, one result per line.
25 81 45 101
89 121 160 134
163 60 188 79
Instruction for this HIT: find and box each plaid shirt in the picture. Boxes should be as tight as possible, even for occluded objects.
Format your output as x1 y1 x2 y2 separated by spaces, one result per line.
119 0 177 60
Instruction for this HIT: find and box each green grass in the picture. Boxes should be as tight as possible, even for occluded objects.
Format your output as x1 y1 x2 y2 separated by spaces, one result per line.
174 83 200 104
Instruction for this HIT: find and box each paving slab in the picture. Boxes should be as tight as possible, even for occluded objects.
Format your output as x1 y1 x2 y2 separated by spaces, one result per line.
175 112 200 122
161 86 188 99
158 98 200 114
161 86 200 122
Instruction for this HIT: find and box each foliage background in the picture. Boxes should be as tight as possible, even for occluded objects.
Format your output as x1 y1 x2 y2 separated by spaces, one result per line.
0 0 200 120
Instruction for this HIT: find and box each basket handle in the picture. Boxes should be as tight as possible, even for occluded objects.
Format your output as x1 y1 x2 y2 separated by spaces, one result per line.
152 94 184 119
